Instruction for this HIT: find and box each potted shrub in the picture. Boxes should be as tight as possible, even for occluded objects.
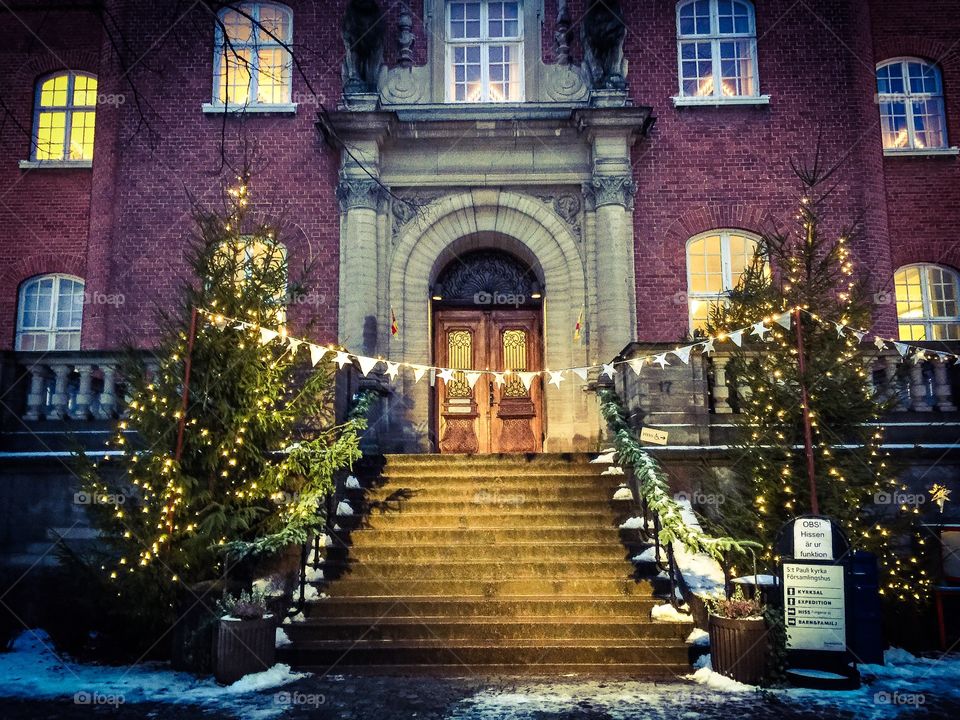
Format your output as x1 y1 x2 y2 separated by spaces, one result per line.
706 587 769 685
212 589 275 684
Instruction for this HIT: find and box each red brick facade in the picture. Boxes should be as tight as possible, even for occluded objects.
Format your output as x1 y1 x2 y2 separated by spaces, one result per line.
0 1 957 348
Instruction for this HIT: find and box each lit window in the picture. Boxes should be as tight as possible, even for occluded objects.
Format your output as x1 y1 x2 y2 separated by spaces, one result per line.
32 72 97 161
677 0 758 99
216 238 288 324
877 59 947 151
894 264 960 341
446 1 523 103
16 275 84 351
214 3 292 106
686 231 763 332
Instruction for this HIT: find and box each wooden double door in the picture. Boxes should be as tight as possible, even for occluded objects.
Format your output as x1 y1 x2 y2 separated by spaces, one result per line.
434 308 543 454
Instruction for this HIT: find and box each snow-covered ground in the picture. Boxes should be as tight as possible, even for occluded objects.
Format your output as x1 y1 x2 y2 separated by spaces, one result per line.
0 630 308 720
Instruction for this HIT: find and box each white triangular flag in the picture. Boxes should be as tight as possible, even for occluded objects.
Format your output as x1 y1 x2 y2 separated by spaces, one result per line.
411 365 429 383
214 315 228 330
672 345 693 364
628 358 644 375
309 345 328 367
894 342 909 357
492 372 506 387
874 336 887 351
774 312 792 330
438 368 456 383
728 329 744 347
259 328 279 345
334 350 352 368
357 356 379 376
571 367 590 381
287 338 302 355
852 330 866 343
547 370 565 388
518 371 538 391
465 371 482 388
835 323 846 338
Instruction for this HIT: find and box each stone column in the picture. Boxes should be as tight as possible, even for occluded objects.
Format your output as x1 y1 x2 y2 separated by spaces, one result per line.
49 364 72 420
24 367 48 421
909 362 932 412
98 365 118 419
589 174 636 363
711 355 733 414
337 176 384 356
933 359 957 412
883 355 906 411
71 364 94 420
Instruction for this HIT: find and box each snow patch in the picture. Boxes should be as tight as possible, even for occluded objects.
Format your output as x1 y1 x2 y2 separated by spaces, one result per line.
688 656 754 693
274 628 291 648
686 628 710 646
671 498 726 596
632 546 658 563
0 630 307 719
335 500 353 516
590 451 616 464
345 475 361 489
619 516 645 530
651 603 693 622
601 465 625 476
304 566 324 583
612 485 634 501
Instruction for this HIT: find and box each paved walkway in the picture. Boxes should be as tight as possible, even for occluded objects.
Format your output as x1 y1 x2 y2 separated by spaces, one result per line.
2 674 959 719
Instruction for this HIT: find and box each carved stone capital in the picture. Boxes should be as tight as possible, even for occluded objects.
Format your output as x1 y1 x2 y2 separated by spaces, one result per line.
337 177 385 212
588 175 635 209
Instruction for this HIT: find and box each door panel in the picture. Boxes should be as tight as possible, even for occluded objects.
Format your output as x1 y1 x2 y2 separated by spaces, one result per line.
435 309 542 453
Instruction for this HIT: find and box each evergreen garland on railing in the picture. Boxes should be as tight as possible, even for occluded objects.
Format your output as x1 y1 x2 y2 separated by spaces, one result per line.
599 388 759 562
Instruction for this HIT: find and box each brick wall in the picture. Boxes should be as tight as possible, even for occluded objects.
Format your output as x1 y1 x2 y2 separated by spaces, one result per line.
0 1 957 350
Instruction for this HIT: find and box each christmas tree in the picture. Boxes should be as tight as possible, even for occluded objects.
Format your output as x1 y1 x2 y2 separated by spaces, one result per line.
704 156 928 604
75 174 368 644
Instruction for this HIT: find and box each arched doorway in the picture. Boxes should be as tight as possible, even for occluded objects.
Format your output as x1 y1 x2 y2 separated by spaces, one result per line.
431 250 544 453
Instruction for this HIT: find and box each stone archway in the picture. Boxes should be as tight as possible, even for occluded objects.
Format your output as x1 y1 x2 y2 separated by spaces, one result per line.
387 189 595 452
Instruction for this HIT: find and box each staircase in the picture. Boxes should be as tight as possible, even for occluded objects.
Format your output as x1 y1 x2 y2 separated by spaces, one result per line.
280 453 694 676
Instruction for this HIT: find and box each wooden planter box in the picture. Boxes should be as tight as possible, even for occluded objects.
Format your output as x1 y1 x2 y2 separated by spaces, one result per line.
708 614 769 685
212 615 276 685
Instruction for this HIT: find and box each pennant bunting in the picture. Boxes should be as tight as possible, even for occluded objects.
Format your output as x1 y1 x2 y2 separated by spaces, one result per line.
385 361 400 380
672 346 692 364
728 330 744 347
259 328 279 345
653 353 670 368
750 322 770 340
356 356 379 376
571 367 590 381
334 350 352 368
519 371 538 391
774 312 792 330
600 363 616 379
437 368 456 383
411 365 429 383
547 370 565 388
309 345 327 367
465 371 482 388
628 358 644 375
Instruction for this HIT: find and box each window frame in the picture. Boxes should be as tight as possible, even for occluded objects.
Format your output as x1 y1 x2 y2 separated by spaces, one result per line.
16 274 85 351
675 0 763 104
30 71 97 163
686 230 763 333
876 58 949 153
444 0 525 104
210 2 294 110
894 263 960 341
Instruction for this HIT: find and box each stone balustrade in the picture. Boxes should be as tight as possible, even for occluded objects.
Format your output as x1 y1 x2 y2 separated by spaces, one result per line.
3 352 152 423
706 349 959 415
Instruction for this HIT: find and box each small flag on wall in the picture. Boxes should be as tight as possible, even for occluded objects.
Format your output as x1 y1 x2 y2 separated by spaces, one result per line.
574 307 583 343
391 308 399 336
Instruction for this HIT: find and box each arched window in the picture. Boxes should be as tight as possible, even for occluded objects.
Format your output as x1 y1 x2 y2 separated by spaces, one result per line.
877 59 948 151
677 0 758 99
686 231 763 332
446 1 524 102
894 264 960 341
213 3 293 106
215 237 288 324
16 275 85 351
31 72 97 161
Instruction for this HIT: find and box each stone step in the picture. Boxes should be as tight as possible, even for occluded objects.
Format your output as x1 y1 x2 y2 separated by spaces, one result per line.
323 557 636 580
374 468 619 481
356 499 623 514
279 662 692 678
340 511 624 529
283 617 690 643
327 544 636 564
303 596 660 619
336 526 638 546
383 453 602 466
279 638 691 668
321 577 653 597
358 484 624 503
